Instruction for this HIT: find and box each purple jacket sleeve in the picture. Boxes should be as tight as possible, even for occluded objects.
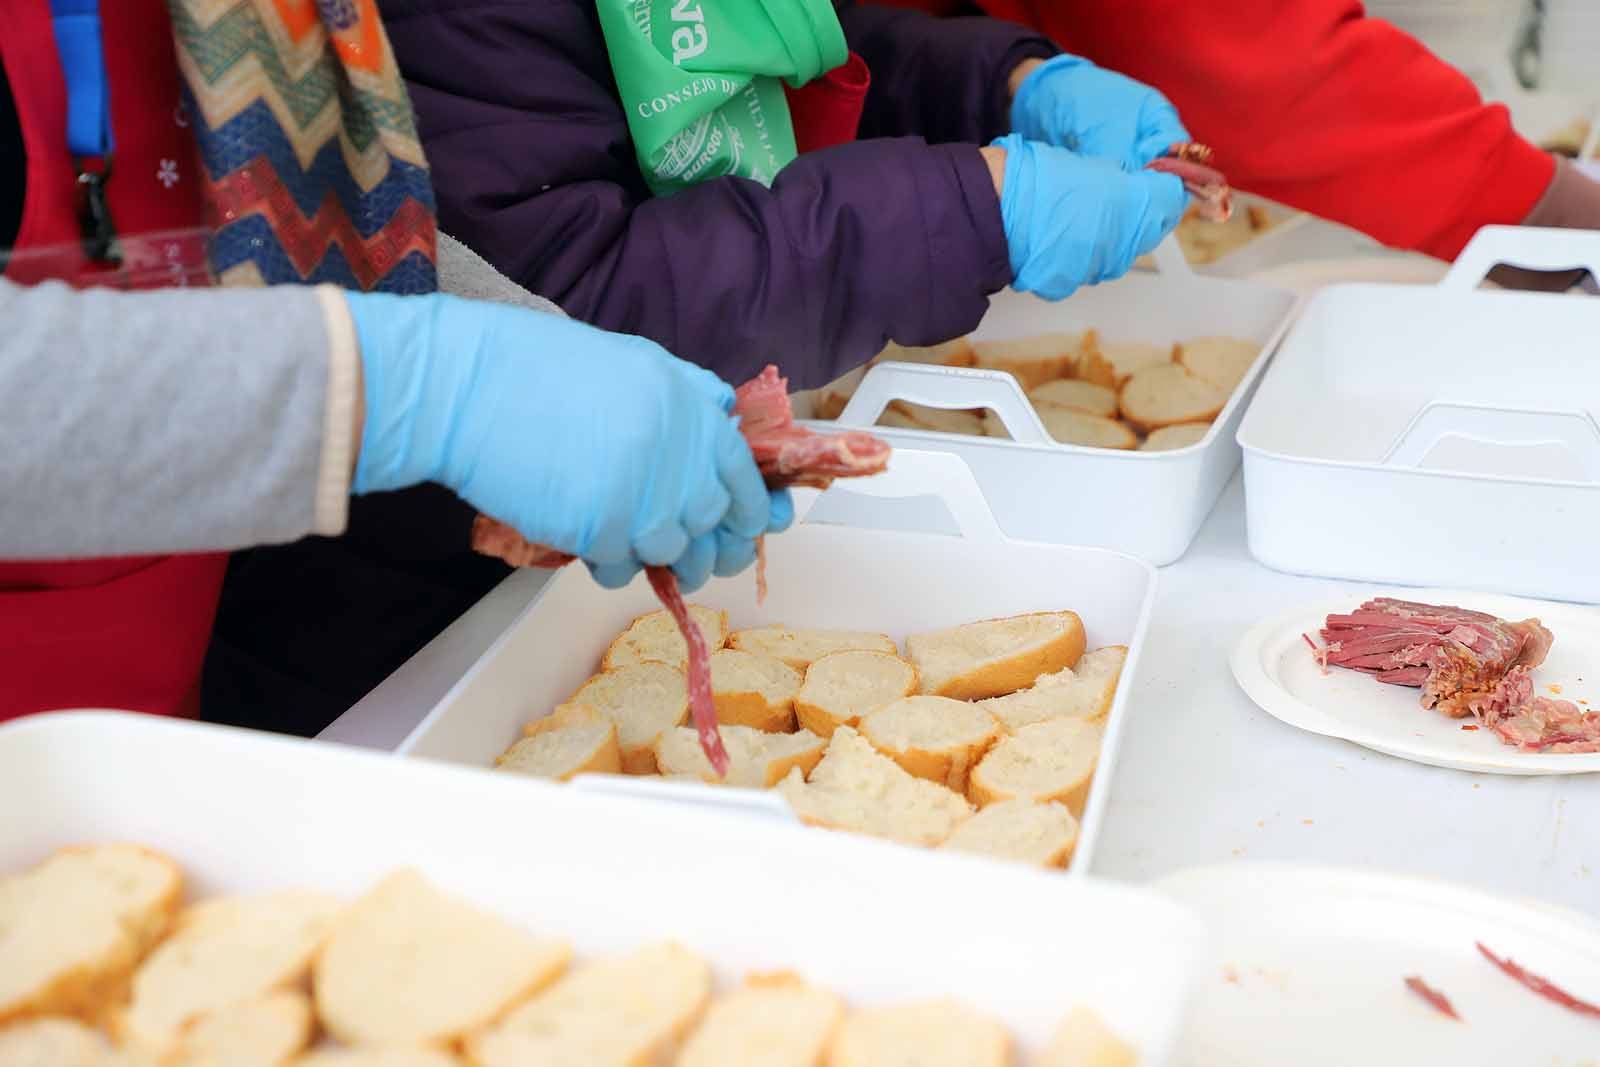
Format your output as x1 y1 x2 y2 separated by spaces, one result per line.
381 0 1013 390
837 4 1058 146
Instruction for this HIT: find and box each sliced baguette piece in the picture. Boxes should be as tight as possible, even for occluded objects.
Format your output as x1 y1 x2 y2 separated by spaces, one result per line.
710 650 803 732
654 725 826 788
859 696 1002 793
1028 378 1118 418
602 606 728 671
0 844 182 1024
0 1017 117 1067
1139 422 1211 452
1118 363 1228 433
568 663 689 773
976 647 1127 732
728 627 897 671
1038 1006 1137 1067
293 1051 460 1067
827 1000 1010 1067
1036 408 1138 450
795 650 918 739
968 718 1104 815
972 333 1080 389
939 799 1080 869
678 973 844 1067
874 337 976 369
905 612 1085 702
313 870 570 1047
498 704 621 781
776 727 973 847
1175 335 1260 395
468 942 710 1067
883 402 986 437
118 889 341 1051
166 991 311 1067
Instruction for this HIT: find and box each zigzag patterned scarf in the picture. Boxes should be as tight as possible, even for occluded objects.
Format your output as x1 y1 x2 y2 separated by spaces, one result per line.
166 0 437 293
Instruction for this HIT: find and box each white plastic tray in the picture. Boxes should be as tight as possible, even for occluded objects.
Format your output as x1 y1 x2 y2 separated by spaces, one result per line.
1157 862 1600 1066
811 252 1298 565
1239 226 1600 603
397 449 1158 873
0 711 1205 1062
1232 588 1600 775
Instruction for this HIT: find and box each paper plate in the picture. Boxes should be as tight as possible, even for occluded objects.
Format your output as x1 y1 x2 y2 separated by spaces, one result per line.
1231 589 1600 775
1158 862 1600 1067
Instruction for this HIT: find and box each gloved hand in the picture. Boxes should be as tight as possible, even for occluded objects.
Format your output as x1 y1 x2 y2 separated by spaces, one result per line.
346 291 791 592
1011 54 1189 171
992 133 1187 301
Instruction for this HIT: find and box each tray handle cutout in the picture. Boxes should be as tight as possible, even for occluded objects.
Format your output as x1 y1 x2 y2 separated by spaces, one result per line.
836 362 1053 446
798 448 1009 547
1442 225 1600 291
1384 402 1600 483
568 774 799 824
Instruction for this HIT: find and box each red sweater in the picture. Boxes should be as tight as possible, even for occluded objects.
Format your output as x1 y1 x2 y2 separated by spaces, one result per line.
877 0 1554 260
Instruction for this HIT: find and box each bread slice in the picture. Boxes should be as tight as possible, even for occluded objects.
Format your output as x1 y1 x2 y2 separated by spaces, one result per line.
292 1050 460 1067
568 663 689 773
0 1017 117 1067
905 612 1085 702
678 973 843 1067
313 870 570 1046
776 727 973 847
1035 408 1138 450
976 647 1127 732
468 943 711 1067
874 338 977 369
827 1000 1010 1067
972 334 1080 389
1075 333 1174 388
882 402 986 437
794 651 918 739
728 627 898 671
859 696 1002 793
710 649 803 732
1038 1006 1137 1067
119 889 341 1051
602 605 728 671
1118 364 1228 433
655 725 826 788
498 704 621 781
166 991 312 1067
1028 379 1118 418
0 844 182 1024
1139 423 1211 452
939 799 1080 869
968 718 1104 814
1176 335 1260 395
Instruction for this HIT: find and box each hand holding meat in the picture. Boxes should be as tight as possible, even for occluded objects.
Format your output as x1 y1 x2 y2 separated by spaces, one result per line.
1011 54 1189 171
345 291 780 592
992 133 1188 300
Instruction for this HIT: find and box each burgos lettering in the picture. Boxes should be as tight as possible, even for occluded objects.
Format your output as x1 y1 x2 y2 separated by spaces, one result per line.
669 0 708 64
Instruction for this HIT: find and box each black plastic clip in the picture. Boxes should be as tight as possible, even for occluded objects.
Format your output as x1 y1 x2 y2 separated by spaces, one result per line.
74 159 122 266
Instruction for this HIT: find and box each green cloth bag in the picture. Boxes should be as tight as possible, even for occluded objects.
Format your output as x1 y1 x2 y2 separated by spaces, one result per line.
597 0 848 195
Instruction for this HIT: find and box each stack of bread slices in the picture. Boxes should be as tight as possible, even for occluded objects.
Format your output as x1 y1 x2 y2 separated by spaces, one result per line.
496 607 1127 871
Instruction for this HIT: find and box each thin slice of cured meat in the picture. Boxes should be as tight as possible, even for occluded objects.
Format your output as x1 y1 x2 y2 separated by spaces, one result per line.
1148 142 1232 222
1309 597 1600 753
470 364 891 775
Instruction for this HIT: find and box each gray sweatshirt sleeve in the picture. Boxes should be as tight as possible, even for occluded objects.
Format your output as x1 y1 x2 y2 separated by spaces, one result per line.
0 278 358 558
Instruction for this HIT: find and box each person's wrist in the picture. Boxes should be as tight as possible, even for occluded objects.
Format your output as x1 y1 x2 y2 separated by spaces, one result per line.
1008 57 1044 100
980 145 1006 198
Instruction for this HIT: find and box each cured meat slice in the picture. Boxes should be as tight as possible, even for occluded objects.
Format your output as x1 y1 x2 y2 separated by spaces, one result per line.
1148 143 1232 222
471 365 891 775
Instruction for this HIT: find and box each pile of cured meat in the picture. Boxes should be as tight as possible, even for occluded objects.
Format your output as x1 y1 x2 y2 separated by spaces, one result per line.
1311 598 1600 753
471 365 892 774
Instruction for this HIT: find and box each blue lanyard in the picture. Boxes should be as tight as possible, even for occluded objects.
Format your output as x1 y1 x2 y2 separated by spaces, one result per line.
48 0 118 261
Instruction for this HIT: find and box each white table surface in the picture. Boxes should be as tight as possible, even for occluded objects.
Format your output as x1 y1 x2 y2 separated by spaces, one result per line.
322 475 1600 916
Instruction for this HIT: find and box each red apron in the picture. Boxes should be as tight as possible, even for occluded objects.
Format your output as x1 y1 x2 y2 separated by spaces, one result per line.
0 0 228 722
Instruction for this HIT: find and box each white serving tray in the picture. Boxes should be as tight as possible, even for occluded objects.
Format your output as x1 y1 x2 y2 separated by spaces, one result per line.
1232 588 1600 775
397 449 1157 873
1157 862 1600 1066
1239 226 1600 603
810 250 1298 566
0 711 1205 1062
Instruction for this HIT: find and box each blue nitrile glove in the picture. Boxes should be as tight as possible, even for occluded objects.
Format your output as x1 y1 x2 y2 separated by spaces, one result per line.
993 133 1187 301
1011 54 1190 171
346 291 791 593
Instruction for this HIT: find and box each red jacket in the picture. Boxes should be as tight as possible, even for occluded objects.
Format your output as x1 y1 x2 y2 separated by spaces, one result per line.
881 0 1553 260
0 0 227 722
